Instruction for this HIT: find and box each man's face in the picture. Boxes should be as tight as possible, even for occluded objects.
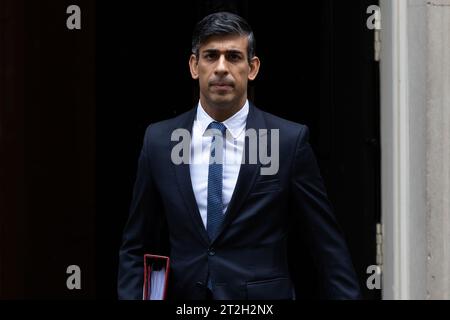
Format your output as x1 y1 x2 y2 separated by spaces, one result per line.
189 34 260 110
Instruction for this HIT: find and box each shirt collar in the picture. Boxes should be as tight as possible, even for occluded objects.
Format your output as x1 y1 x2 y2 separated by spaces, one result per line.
196 100 249 139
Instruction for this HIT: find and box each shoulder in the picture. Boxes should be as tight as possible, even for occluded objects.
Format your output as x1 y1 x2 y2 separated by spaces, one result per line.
143 108 195 142
255 106 309 143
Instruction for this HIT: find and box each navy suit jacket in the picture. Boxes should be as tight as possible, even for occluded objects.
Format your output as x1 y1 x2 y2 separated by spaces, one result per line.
118 103 362 300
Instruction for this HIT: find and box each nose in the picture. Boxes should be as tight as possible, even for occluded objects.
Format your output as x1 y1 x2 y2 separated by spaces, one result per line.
214 55 229 76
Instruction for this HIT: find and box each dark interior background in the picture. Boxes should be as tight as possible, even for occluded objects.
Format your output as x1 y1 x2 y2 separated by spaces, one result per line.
0 0 380 299
0 0 95 299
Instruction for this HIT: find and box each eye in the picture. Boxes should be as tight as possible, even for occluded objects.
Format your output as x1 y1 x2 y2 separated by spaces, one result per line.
227 53 242 62
204 53 218 61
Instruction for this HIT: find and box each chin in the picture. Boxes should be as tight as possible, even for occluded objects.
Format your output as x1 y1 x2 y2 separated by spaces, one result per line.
209 96 235 109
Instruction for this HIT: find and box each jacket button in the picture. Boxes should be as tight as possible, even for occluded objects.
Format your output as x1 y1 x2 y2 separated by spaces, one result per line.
195 281 204 288
208 249 216 256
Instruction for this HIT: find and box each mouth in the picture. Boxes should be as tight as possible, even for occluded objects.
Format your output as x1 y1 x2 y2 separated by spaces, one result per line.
210 83 234 91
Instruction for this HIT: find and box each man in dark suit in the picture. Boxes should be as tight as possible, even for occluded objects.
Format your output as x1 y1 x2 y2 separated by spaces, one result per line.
118 11 361 300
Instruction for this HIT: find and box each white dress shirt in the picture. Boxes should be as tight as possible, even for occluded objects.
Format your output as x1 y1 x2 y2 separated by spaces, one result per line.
190 100 249 229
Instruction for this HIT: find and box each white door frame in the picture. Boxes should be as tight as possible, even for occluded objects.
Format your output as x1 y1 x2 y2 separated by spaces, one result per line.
379 0 428 299
380 0 410 300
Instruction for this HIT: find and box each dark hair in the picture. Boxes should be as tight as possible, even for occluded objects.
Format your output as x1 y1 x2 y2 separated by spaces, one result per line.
192 12 255 63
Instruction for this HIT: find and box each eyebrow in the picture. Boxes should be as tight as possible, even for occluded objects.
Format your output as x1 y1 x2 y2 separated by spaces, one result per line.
202 49 244 55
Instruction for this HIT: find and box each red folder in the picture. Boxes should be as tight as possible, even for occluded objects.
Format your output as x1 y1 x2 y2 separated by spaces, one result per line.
143 254 170 300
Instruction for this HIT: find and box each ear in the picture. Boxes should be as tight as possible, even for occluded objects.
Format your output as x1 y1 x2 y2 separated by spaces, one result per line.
248 56 260 81
189 54 199 80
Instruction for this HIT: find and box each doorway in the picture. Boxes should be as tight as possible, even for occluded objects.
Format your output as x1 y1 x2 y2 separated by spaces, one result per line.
96 0 381 299
0 0 380 299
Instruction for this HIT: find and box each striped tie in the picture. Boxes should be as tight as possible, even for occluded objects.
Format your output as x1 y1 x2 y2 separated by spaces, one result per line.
206 121 227 240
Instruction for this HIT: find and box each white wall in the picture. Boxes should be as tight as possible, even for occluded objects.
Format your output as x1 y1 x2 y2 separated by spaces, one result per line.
380 0 450 300
426 0 450 299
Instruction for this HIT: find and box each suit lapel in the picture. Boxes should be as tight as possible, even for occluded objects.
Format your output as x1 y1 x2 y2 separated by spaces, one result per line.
211 103 266 243
172 107 211 246
173 104 267 245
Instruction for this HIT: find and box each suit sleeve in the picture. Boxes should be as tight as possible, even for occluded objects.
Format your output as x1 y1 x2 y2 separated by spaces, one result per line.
290 125 362 299
117 125 166 299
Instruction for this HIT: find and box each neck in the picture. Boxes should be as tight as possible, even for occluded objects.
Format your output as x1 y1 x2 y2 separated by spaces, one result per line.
200 96 247 122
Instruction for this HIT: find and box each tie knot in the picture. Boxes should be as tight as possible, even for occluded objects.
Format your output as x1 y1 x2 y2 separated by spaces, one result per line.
207 121 227 136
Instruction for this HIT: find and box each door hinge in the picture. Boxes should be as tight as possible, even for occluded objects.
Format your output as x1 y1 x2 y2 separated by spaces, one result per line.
374 7 381 62
376 223 383 272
